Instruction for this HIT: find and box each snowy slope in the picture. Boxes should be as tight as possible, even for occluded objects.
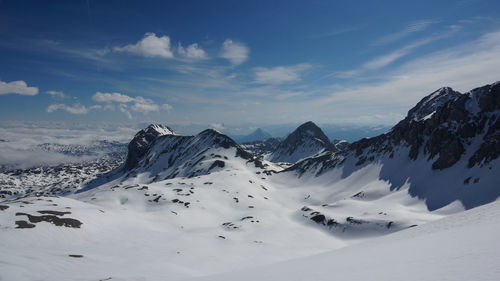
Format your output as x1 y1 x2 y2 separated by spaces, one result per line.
0 170 348 281
0 163 451 281
186 199 500 281
240 137 282 156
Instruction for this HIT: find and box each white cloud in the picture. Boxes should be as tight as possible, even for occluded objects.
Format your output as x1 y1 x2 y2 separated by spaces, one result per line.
46 103 101 115
162 103 174 110
209 123 225 131
103 104 116 111
372 19 435 46
90 91 172 117
92 92 134 103
118 104 132 119
220 39 249 65
0 121 137 169
178 43 207 60
0 80 38 96
275 91 304 100
113 32 174 59
46 90 65 98
255 64 312 84
130 96 160 112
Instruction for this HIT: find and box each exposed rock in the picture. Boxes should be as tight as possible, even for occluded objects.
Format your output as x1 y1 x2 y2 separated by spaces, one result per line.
15 212 82 228
68 254 84 258
15 220 36 228
37 210 71 216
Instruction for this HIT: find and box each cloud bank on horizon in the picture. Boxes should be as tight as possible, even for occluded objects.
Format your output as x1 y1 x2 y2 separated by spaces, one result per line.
0 0 499 126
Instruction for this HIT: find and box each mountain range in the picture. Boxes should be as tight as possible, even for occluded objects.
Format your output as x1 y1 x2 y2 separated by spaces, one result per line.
0 81 499 281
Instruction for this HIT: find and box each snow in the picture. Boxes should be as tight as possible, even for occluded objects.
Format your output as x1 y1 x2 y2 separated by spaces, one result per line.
187 199 500 281
2 151 488 281
148 124 176 135
1 112 499 281
267 137 327 163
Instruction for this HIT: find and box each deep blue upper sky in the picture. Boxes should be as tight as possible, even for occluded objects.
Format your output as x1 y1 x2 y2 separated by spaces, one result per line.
1 0 499 130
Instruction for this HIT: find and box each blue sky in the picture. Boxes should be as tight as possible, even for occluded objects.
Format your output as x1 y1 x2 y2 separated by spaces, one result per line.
1 0 500 133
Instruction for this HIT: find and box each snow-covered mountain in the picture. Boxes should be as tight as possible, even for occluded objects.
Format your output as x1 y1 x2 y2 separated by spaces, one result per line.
122 126 269 180
288 82 500 210
78 125 273 193
123 123 176 171
1 82 499 281
267 121 336 163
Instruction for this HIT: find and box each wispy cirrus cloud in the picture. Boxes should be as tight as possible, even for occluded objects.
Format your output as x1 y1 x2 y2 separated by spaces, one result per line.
315 31 500 120
312 25 363 38
334 27 458 79
364 37 438 69
0 80 38 96
371 19 436 46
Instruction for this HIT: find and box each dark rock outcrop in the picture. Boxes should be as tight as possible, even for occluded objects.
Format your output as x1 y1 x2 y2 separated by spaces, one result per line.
15 212 82 228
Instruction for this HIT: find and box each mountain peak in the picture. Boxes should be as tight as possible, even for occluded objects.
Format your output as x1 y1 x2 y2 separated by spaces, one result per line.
143 124 176 136
406 87 462 121
293 121 330 143
254 128 266 134
199 128 223 136
123 124 175 171
268 121 333 163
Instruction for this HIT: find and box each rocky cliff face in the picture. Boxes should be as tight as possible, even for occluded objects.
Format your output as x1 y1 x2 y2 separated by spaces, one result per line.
347 82 500 170
286 82 500 210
